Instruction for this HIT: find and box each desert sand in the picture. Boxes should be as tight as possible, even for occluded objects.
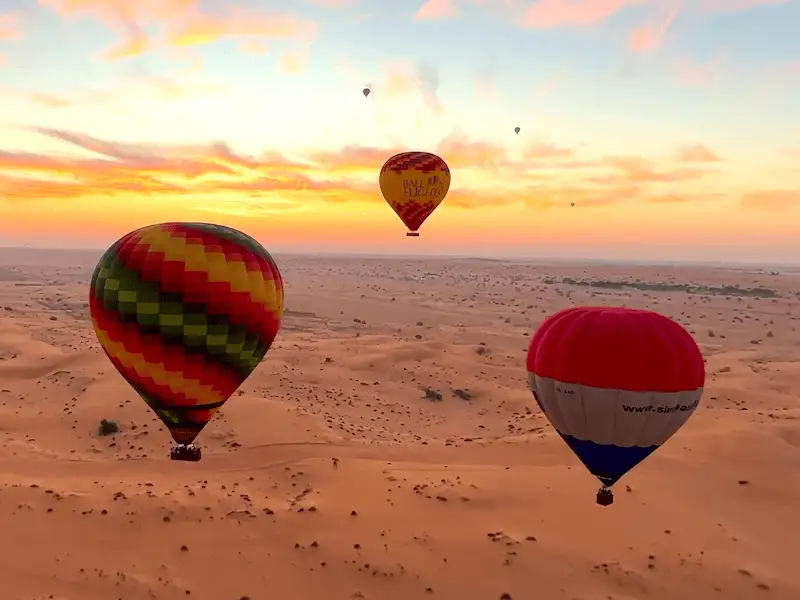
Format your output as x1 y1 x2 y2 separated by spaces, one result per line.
0 247 798 600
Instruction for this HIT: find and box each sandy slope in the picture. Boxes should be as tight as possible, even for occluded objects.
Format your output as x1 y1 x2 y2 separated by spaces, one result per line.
0 248 798 600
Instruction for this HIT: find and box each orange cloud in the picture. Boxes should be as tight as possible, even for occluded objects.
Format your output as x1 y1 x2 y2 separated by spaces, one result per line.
0 127 777 224
628 2 681 53
414 0 459 20
167 9 314 48
40 0 316 60
238 38 270 55
521 0 642 27
28 92 74 108
600 154 716 183
740 190 800 210
675 144 722 162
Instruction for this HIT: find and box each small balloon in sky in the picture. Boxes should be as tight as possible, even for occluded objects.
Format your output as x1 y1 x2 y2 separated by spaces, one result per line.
362 87 371 98
571 202 575 207
514 127 520 134
379 151 451 237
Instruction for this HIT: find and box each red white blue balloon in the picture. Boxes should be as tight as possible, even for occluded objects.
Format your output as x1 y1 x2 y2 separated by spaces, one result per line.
526 306 705 505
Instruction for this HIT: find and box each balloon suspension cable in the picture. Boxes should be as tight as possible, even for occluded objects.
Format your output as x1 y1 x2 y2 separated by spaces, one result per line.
170 444 202 462
406 232 420 237
596 486 614 506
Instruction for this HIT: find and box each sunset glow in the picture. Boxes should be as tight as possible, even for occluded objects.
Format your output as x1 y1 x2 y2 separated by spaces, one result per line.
1 0 798 262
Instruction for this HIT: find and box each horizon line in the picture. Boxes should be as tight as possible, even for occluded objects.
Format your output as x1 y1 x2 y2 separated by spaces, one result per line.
0 246 797 270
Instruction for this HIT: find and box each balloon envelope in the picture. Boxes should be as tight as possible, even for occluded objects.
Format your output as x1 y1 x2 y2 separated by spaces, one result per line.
379 151 450 234
89 222 284 445
514 127 520 134
526 306 704 487
363 88 370 97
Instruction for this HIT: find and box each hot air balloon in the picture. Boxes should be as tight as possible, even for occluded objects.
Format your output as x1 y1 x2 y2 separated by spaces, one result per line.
526 306 705 505
89 222 284 462
379 151 450 237
363 87 370 98
514 127 520 134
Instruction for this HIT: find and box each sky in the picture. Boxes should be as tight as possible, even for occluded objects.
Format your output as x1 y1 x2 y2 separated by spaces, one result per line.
0 0 798 263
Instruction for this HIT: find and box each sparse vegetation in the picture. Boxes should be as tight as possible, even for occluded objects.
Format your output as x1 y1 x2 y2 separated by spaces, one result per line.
452 388 473 400
423 387 443 401
97 418 119 436
542 277 778 298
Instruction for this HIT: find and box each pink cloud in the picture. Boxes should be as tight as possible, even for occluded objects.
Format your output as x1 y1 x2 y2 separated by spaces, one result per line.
414 0 459 20
521 0 643 27
39 0 316 60
628 2 681 53
697 0 791 13
0 12 22 40
303 0 361 7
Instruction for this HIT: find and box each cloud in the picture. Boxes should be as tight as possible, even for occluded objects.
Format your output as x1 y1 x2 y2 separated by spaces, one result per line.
373 62 444 116
238 38 270 55
628 1 681 53
416 62 444 115
0 128 780 222
414 0 459 20
23 67 224 109
646 191 723 203
521 0 789 28
278 45 311 74
521 0 642 27
696 0 792 13
303 0 361 7
40 0 316 60
675 144 722 162
740 190 800 210
28 92 74 108
0 12 22 40
600 154 717 182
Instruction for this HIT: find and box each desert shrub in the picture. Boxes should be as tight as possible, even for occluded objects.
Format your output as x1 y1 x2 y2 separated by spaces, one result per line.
98 418 120 436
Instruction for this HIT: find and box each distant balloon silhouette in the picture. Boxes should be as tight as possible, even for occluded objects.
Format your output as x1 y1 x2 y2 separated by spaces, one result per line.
514 127 520 134
526 306 705 505
89 222 285 462
571 202 575 207
362 87 370 98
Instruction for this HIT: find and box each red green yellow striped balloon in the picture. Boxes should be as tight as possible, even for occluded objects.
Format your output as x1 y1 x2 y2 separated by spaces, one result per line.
89 222 284 446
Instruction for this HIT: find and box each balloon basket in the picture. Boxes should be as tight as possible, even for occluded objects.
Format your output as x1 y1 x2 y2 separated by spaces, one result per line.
406 232 420 237
170 444 201 462
596 486 614 506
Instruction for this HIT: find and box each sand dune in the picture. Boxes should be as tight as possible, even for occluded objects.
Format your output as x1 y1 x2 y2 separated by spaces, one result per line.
0 249 797 599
